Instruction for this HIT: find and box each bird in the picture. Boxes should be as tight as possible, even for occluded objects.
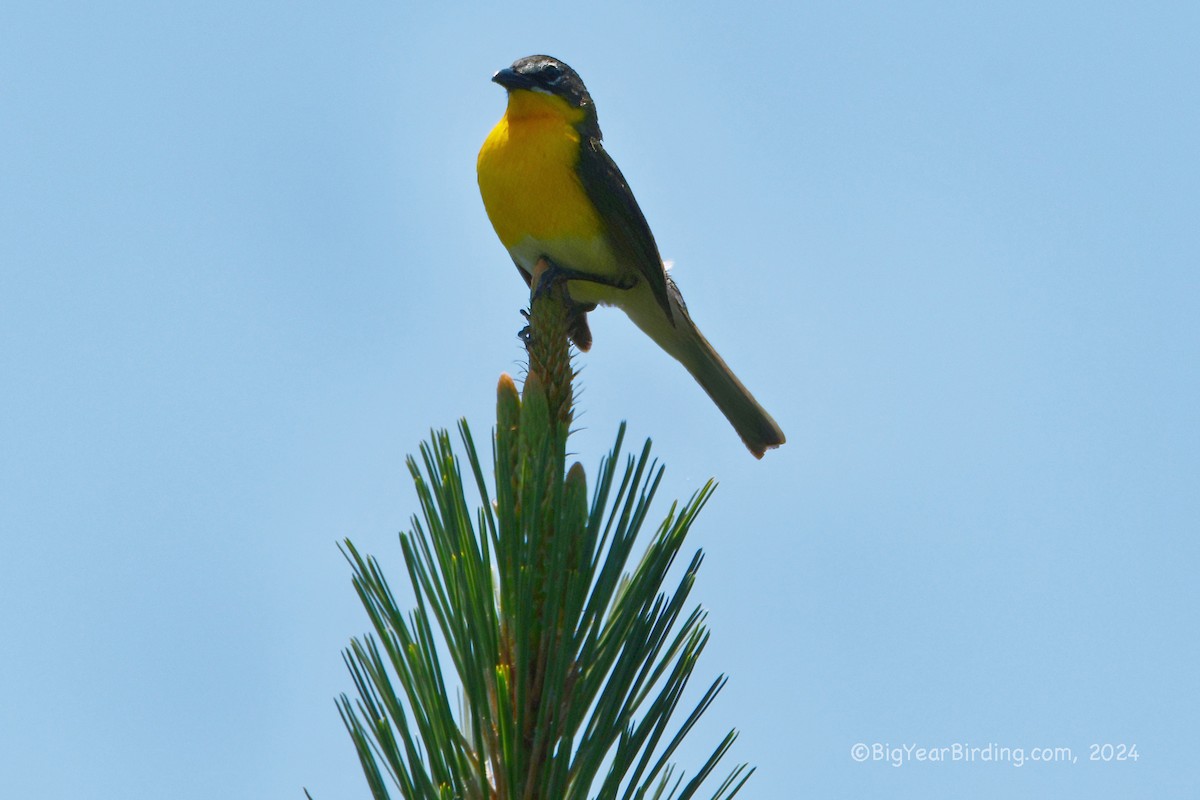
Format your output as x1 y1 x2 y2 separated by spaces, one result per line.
476 55 785 458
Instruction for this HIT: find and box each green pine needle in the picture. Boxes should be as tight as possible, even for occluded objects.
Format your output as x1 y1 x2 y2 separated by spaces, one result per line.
331 283 753 800
336 414 751 800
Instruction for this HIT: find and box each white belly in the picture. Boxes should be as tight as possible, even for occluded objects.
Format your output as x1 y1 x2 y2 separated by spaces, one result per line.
507 233 631 307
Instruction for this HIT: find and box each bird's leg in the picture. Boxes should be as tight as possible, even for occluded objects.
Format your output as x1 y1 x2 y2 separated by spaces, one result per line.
530 257 558 301
531 256 637 302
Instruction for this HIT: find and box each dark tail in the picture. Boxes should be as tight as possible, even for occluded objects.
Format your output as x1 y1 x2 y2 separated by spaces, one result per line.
673 314 786 457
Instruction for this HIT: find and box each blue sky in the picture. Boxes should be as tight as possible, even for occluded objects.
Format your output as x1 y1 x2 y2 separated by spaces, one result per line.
2 2 1197 798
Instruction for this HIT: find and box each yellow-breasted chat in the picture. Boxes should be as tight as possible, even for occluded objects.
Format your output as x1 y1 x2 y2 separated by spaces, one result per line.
477 55 785 458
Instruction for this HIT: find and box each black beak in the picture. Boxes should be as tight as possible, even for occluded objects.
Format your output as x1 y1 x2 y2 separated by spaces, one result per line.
492 67 533 90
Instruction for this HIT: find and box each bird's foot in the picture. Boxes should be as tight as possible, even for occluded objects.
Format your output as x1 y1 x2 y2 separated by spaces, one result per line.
517 308 532 344
531 256 637 301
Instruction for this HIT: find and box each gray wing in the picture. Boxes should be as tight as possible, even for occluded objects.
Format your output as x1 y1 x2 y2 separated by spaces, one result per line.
575 137 674 324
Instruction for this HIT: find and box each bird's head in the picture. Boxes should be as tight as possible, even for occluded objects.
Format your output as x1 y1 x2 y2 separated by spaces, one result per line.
492 55 600 136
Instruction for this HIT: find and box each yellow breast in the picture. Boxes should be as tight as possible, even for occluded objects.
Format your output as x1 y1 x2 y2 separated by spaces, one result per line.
476 91 603 249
